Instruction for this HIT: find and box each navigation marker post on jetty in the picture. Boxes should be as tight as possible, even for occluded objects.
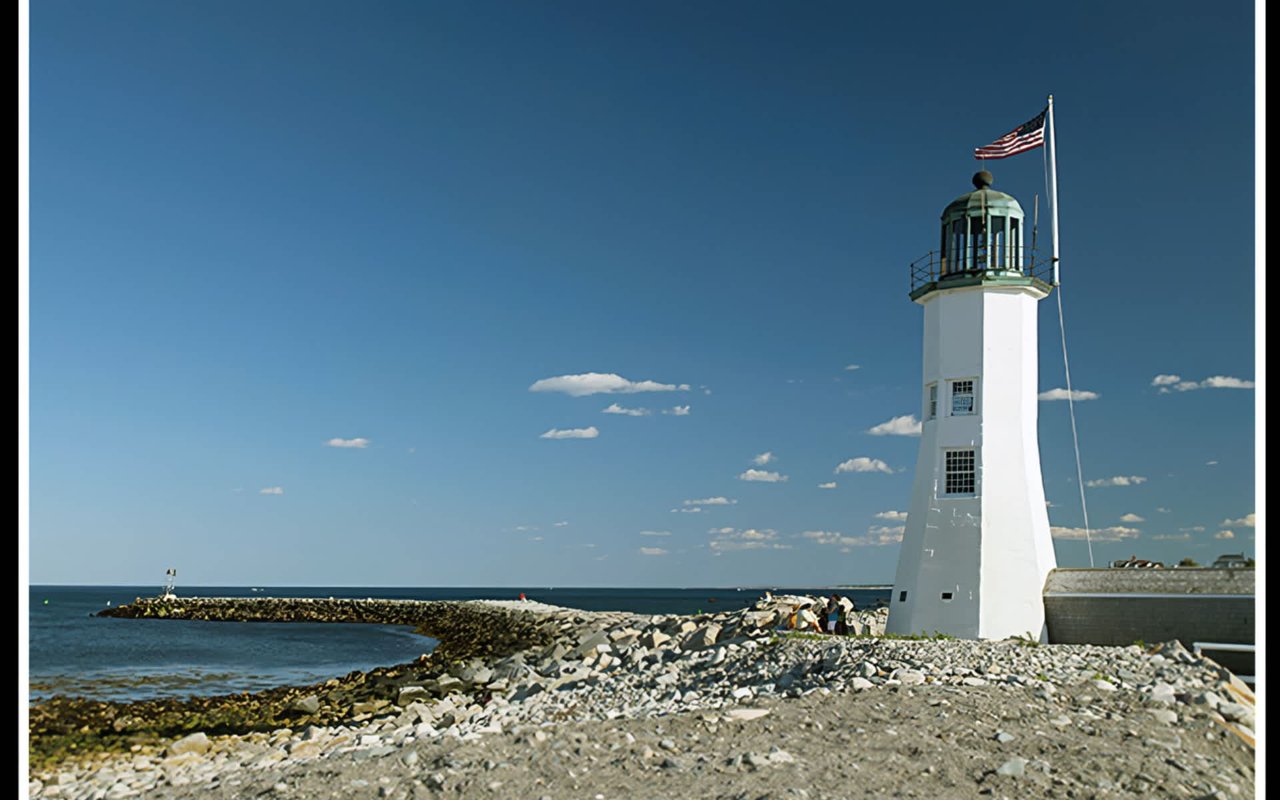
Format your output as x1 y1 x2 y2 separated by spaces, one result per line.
888 170 1058 641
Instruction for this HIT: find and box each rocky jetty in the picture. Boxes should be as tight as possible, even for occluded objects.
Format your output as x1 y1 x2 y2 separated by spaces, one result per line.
30 594 1255 798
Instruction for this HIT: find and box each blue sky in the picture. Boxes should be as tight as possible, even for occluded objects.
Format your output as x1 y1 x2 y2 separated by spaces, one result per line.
28 1 1258 587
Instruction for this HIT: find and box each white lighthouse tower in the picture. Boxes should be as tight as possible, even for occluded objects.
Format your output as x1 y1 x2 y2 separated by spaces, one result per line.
886 171 1057 641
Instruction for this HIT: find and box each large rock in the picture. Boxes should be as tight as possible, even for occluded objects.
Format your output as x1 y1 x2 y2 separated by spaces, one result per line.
641 631 672 649
397 686 430 706
1217 702 1255 727
435 675 465 694
684 624 722 650
286 740 324 759
574 632 611 658
743 610 776 629
724 708 770 721
167 732 211 756
892 669 925 686
290 695 321 714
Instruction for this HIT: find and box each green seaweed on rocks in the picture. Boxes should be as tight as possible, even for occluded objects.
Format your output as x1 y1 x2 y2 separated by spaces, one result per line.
31 598 558 768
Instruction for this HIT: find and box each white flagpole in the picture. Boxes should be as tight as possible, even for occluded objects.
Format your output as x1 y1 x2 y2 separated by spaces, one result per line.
1047 94 1061 286
1045 93 1095 567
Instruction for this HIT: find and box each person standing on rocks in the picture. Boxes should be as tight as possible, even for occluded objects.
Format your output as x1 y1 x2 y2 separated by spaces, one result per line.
825 595 842 635
837 595 855 635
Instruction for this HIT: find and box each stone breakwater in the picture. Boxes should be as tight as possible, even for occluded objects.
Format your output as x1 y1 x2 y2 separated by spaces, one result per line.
30 594 1255 799
95 597 560 662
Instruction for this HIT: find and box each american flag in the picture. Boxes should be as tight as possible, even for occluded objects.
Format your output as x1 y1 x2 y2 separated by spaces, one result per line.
973 108 1047 160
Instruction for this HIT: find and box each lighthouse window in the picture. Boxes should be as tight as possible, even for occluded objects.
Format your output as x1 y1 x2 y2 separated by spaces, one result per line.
944 449 976 496
990 215 1005 269
1010 218 1021 270
926 384 938 420
950 379 975 415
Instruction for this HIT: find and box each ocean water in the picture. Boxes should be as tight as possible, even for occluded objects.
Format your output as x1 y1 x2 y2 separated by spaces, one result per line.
28 585 890 703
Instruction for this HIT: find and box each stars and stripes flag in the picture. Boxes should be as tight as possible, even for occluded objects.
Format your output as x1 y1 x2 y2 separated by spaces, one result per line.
973 107 1047 160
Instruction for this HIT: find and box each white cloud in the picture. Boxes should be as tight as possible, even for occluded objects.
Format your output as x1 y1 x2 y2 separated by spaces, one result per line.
528 536 544 542
800 526 904 547
875 510 909 521
862 525 906 544
671 507 703 513
1157 507 1172 513
530 372 689 396
1119 513 1146 523
1201 376 1254 389
1222 513 1255 528
845 527 904 546
800 530 844 545
513 525 540 532
1038 388 1100 402
639 530 671 537
708 527 791 553
817 482 837 489
553 521 569 527
1152 374 1255 393
1215 530 1236 540
738 469 788 482
867 415 922 436
844 364 861 371
684 497 736 506
540 426 600 440
835 457 893 474
711 540 792 552
1151 533 1191 541
1180 526 1207 533
259 486 284 495
639 547 669 556
602 403 650 416
325 437 370 448
1206 460 1219 466
662 406 691 416
1051 525 1140 541
1085 475 1147 488
752 451 776 466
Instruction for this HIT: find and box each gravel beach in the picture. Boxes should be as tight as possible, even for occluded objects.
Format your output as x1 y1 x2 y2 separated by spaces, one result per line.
30 595 1256 799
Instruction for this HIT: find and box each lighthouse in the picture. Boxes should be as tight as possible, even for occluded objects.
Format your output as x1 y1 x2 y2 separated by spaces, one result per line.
886 171 1057 641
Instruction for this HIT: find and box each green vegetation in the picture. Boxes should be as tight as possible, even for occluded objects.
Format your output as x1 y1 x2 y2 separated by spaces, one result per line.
776 630 956 643
847 630 956 641
1008 632 1040 648
1178 557 1200 567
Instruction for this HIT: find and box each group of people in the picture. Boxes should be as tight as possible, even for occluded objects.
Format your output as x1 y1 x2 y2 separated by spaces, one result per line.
787 594 857 635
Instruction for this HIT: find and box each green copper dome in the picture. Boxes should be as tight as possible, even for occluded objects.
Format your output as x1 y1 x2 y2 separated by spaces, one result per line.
940 171 1025 226
908 172 1052 302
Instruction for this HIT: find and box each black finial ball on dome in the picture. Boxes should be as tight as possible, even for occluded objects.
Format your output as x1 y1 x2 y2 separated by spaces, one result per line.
972 170 994 189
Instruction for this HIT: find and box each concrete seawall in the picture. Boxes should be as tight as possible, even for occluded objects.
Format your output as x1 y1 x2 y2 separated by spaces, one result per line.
1044 568 1255 675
